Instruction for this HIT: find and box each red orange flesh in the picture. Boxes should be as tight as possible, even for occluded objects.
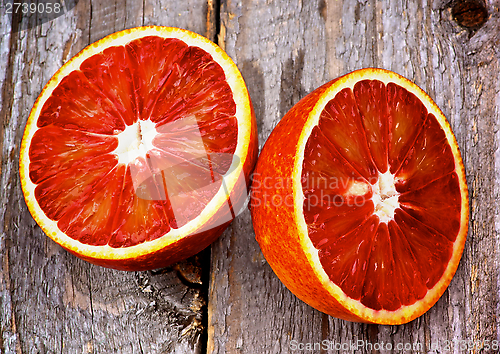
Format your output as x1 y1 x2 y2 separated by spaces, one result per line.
251 68 468 324
20 27 257 270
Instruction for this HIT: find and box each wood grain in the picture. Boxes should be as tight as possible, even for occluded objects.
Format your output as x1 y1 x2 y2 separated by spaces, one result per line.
0 1 211 353
208 0 500 353
1 0 500 353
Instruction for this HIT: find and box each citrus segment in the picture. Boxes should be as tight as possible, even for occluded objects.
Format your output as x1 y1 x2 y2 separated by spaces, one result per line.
395 113 456 193
318 216 378 301
28 126 118 183
353 80 389 173
107 164 171 248
20 27 257 270
34 154 118 221
399 173 462 239
80 46 138 126
37 70 126 134
251 68 468 324
386 220 427 306
58 164 127 246
393 210 453 288
386 82 428 173
359 222 397 311
319 88 377 180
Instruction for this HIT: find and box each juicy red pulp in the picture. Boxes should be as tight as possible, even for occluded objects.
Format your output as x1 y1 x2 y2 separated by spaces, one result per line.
29 36 238 247
302 80 461 311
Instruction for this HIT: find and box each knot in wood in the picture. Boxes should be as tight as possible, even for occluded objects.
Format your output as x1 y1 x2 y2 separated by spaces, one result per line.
452 0 488 30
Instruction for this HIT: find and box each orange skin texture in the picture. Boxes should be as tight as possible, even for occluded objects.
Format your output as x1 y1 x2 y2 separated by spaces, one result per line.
250 69 469 324
250 79 365 322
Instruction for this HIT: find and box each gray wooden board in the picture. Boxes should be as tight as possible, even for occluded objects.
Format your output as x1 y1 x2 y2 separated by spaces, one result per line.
208 0 500 353
1 0 500 353
0 0 211 353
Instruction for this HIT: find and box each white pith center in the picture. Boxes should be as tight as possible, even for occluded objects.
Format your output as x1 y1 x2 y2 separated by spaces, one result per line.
114 120 157 165
372 171 399 223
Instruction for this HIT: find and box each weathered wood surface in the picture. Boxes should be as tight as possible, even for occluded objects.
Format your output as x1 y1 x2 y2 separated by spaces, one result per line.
209 0 500 353
1 0 499 353
0 1 212 353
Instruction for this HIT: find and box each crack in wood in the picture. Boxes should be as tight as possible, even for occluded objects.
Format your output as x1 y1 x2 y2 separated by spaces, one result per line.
206 0 221 43
89 0 93 44
87 268 96 353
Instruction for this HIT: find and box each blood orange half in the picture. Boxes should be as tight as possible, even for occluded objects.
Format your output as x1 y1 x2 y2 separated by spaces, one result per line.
250 68 468 324
20 26 257 271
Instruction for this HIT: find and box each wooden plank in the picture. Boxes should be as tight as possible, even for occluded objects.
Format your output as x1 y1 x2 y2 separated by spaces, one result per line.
0 1 212 353
208 0 500 353
0 7 18 354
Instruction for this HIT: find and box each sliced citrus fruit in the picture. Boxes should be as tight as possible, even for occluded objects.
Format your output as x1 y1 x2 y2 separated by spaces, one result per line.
20 26 257 271
250 68 468 324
